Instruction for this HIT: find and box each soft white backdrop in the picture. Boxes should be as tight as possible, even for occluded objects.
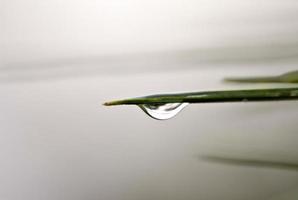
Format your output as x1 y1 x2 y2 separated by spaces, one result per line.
1 0 298 199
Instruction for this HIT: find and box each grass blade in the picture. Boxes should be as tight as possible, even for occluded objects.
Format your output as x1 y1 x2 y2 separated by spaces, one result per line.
104 87 298 106
224 70 298 83
201 155 298 171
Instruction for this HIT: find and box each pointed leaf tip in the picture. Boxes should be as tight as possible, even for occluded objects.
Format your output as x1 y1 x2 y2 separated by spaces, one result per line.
103 101 113 106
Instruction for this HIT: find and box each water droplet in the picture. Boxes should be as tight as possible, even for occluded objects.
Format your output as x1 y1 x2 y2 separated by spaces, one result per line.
138 103 189 120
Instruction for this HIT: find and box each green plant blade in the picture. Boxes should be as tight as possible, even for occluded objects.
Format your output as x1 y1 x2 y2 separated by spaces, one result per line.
224 70 298 83
104 87 298 106
201 155 298 171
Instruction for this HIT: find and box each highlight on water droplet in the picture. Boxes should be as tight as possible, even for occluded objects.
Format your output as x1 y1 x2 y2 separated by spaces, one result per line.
138 103 189 120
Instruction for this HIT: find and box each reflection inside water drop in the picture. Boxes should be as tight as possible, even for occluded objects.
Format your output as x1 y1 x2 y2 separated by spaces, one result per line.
138 103 189 120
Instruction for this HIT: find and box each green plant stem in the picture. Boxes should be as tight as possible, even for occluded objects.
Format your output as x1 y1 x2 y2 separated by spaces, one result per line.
224 70 298 83
201 155 298 171
224 76 281 83
104 87 298 106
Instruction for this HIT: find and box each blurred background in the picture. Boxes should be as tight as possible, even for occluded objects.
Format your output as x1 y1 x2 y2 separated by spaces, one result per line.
1 0 298 199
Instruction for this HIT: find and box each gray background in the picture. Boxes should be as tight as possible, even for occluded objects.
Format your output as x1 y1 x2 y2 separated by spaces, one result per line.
1 0 298 199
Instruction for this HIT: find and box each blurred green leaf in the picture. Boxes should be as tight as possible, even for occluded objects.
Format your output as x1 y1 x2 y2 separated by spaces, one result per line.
224 70 298 83
201 155 298 171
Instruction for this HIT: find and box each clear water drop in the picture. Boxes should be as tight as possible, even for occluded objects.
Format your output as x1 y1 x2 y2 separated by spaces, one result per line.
138 103 189 120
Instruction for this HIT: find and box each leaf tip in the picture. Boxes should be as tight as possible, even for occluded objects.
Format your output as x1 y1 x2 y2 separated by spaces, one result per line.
103 100 123 106
103 101 113 106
